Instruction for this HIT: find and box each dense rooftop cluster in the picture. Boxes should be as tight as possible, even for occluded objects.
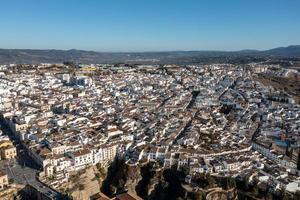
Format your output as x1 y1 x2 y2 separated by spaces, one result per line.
0 63 299 197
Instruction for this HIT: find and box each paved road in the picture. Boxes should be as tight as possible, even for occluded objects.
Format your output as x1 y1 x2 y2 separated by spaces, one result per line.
0 158 61 199
0 121 64 199
0 158 37 183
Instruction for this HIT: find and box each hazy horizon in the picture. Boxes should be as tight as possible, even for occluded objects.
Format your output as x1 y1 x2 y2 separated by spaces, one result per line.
0 44 299 53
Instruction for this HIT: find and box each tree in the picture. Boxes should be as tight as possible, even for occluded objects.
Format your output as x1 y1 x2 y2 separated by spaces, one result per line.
197 191 204 200
278 187 288 200
78 184 85 191
282 193 289 200
226 177 236 189
180 165 190 177
240 176 249 190
252 187 259 197
293 191 300 200
207 174 216 188
265 193 273 200
297 150 300 170
95 173 101 179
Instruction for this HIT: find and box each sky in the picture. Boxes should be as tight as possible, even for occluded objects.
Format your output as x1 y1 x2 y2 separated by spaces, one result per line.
0 0 299 52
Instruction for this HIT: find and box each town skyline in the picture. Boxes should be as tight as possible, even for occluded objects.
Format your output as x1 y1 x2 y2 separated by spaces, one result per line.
0 1 300 199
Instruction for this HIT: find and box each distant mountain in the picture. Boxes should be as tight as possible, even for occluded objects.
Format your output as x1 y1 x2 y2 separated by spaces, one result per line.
0 45 299 64
265 45 300 56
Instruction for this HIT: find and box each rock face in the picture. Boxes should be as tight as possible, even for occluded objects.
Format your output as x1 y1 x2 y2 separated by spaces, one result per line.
135 163 163 198
102 159 240 200
145 168 188 200
109 163 166 199
100 157 144 197
125 165 143 192
206 188 238 200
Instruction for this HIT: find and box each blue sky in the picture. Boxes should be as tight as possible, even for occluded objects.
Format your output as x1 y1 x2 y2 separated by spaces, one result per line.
0 0 299 51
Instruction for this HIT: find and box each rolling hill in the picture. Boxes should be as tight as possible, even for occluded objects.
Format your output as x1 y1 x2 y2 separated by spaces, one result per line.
0 45 299 64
